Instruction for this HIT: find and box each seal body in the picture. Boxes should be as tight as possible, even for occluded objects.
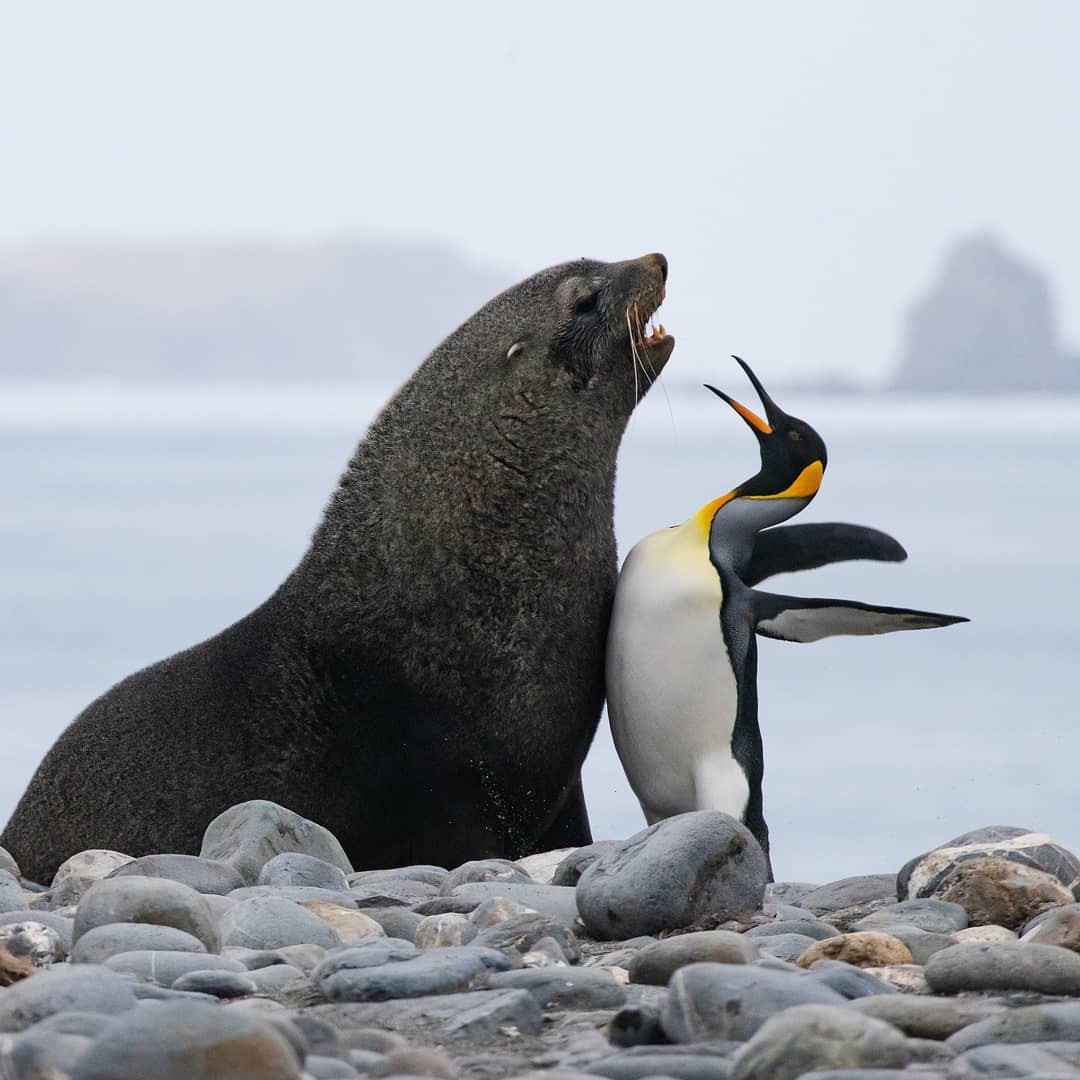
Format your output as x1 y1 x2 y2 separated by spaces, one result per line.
4 253 673 883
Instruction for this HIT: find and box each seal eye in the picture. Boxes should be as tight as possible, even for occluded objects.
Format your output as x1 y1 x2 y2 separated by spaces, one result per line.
574 292 600 317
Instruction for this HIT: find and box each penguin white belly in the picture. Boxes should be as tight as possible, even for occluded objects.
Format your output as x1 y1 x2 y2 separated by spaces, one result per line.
606 529 749 823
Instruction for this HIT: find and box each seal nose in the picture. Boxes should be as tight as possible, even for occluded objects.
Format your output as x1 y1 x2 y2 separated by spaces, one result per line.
642 252 669 283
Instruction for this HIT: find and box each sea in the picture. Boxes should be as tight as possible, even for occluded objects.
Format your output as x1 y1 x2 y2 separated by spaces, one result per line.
2 381 1078 884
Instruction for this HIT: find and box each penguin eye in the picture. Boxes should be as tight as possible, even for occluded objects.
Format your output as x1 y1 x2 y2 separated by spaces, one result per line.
788 429 803 442
574 291 600 316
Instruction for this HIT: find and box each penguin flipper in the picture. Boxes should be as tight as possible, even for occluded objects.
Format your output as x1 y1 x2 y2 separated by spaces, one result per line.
743 523 907 586
752 590 968 643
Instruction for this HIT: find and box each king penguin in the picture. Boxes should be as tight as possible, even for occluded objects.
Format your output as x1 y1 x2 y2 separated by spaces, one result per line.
605 357 967 872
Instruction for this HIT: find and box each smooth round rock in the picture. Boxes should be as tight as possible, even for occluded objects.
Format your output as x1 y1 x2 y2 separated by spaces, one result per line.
754 933 820 963
1 1029 94 1074
663 961 846 1042
0 909 74 953
104 949 248 986
171 969 258 998
348 880 438 906
450 881 580 926
106 853 245 895
947 1001 1080 1051
576 812 768 939
851 994 1006 1039
1020 902 1080 952
230 885 359 907
0 920 64 967
259 852 350 892
744 919 839 941
925 940 1080 995
863 963 930 993
415 912 478 948
514 848 575 885
801 876 898 916
469 896 538 928
796 932 913 969
628 930 758 984
348 865 448 889
0 870 24 914
440 858 534 895
730 1003 909 1080
472 910 581 961
247 963 307 992
0 964 138 1031
72 922 208 963
948 1041 1080 1078
300 902 385 946
200 799 353 886
356 906 423 942
219 895 343 950
0 847 19 879
69 999 302 1079
304 1055 358 1079
487 966 626 1009
853 898 968 934
49 850 134 906
552 842 618 887
311 939 420 987
954 924 1016 943
871 923 956 964
804 959 898 1000
73 876 220 951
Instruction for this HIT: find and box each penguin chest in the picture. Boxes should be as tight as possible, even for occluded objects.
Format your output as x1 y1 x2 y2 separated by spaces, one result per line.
606 531 747 821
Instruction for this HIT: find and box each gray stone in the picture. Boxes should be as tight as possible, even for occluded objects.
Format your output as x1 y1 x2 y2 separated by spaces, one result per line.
200 799 353 886
0 964 138 1032
106 853 245 895
220 895 343 950
171 968 258 997
1020 903 1080 953
73 875 220 951
469 896 538 928
0 847 18 879
1 1029 94 1075
515 847 576 885
312 939 419 986
850 995 1006 1040
744 918 839 941
230 885 359 907
487 966 626 1009
805 959 898 999
359 906 424 941
247 963 307 992
948 1040 1080 1078
586 1053 733 1079
0 920 65 967
801 875 899 916
305 1056 358 1079
69 999 302 1079
451 881 581 926
413 896 479 917
473 911 580 962
0 909 74 952
348 865 448 889
628 931 757 984
729 1003 909 1080
663 961 847 1042
552 842 619 887
853 899 968 934
765 881 821 906
259 852 350 892
318 944 510 1001
872 924 956 965
49 849 134 906
0 870 23 914
925 940 1080 995
307 987 544 1040
577 812 768 939
440 858 534 895
72 921 208 963
350 880 439 906
523 934 572 967
372 1046 458 1078
415 912 478 948
104 949 248 986
31 1009 124 1037
753 933 818 963
608 1003 668 1047
947 1002 1080 1051
284 1009 342 1057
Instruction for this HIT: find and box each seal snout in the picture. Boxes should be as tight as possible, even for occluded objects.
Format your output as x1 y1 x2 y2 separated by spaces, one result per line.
624 253 672 359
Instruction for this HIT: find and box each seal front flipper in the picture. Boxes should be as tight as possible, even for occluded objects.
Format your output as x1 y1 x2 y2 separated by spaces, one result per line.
752 590 969 643
742 522 907 586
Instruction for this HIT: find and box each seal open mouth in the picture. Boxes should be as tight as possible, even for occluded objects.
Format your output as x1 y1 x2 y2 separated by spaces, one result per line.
630 294 670 352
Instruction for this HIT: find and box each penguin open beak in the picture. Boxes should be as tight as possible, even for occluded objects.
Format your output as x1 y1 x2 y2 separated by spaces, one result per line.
704 357 784 437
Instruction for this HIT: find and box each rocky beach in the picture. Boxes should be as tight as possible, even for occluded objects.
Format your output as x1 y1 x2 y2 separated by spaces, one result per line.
2 806 1080 1078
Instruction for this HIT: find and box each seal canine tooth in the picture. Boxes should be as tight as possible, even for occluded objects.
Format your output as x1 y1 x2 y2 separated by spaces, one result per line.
2 253 676 883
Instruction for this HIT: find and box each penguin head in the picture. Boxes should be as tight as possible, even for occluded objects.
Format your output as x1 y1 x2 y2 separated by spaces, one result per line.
705 356 828 503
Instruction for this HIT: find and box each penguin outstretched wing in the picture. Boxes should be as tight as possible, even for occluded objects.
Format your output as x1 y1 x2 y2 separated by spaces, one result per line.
742 523 907 586
752 590 968 643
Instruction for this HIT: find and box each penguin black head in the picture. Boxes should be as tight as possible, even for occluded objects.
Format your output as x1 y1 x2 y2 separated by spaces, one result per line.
705 357 828 501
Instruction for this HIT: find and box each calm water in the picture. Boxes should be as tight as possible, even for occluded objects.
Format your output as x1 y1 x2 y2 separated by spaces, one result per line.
2 382 1078 882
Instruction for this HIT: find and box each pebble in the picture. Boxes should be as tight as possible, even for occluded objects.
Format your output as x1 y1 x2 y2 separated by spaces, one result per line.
850 994 1006 1039
73 875 220 952
795 932 913 969
171 968 258 997
663 961 846 1042
71 921 208 963
800 875 898 917
487 966 626 1009
0 847 19 879
312 939 419 986
0 909 74 952
199 799 353 885
415 912 479 948
349 879 439 906
925 940 1080 995
451 881 581 926
1019 902 1080 951
0 964 138 1031
259 852 351 892
248 963 308 992
862 963 930 993
952 924 1016 943
230 885 360 907
753 933 818 963
608 1003 668 1047
728 1003 909 1080
1 1028 95 1075
743 918 839 941
69 999 303 1079
803 959 898 999
348 865 448 889
946 1001 1080 1051
376 1046 458 1078
469 896 537 928
522 934 570 967
0 920 65 967
870 923 956 964
106 853 245 895
414 896 480 917
0 870 24 914
472 911 580 962
576 812 768 939
852 899 968 934
440 858 534 894
48 849 134 907
628 930 758 985
305 1055 359 1078
300 902 386 945
552 842 618 887
103 949 248 986
220 895 343 950
515 847 576 885
948 1040 1080 1078
358 906 423 942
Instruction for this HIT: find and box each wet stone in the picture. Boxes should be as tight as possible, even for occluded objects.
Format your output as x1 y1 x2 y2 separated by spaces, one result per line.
71 922 208 964
487 966 627 1009
522 934 570 967
413 896 480 917
628 930 758 984
663 961 847 1042
925 940 1080 995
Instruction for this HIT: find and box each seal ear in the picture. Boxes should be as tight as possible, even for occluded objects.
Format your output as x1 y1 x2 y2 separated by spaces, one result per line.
506 341 527 361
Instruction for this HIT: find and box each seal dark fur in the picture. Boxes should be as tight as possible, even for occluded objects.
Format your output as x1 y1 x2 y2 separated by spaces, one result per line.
4 253 674 883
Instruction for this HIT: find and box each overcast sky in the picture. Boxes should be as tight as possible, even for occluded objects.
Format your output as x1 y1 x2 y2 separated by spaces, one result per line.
2 1 1077 383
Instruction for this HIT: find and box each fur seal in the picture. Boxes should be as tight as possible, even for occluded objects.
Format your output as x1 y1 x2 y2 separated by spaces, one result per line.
3 253 674 883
